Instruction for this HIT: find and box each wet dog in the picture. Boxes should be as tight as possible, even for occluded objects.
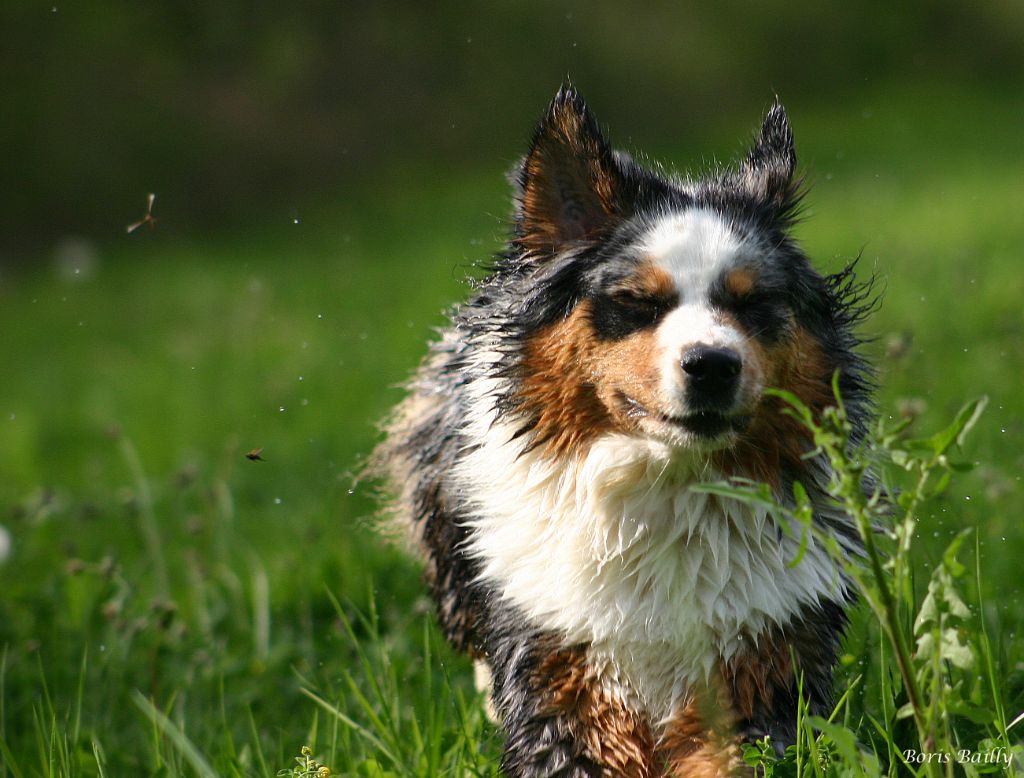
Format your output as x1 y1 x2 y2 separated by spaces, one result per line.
376 86 873 776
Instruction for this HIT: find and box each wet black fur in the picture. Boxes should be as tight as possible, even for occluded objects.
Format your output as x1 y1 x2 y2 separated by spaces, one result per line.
377 86 876 776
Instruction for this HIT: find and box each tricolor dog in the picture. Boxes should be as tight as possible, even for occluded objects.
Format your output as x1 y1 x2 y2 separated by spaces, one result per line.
376 86 873 777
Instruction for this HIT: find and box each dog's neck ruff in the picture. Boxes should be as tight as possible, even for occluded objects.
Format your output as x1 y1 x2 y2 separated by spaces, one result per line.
457 423 847 718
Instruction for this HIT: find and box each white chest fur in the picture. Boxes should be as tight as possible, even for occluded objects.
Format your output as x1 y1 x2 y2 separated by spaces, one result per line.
456 428 847 720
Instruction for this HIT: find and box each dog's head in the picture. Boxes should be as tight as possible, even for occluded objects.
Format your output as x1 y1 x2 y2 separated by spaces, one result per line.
499 87 870 478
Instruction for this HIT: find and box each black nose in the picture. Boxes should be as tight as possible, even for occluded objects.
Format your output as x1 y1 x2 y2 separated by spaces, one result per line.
681 345 742 403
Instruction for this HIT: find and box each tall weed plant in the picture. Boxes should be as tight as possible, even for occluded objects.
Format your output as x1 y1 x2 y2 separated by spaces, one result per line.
697 380 1020 776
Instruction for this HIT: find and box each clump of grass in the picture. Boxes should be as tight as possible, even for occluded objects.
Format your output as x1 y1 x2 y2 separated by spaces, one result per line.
697 379 1021 776
295 591 501 777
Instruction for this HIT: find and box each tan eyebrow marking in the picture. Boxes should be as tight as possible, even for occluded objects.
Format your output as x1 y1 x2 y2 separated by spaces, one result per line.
724 267 757 298
615 260 677 299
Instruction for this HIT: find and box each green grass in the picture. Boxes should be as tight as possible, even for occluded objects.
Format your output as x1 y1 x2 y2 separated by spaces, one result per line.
1 82 1022 775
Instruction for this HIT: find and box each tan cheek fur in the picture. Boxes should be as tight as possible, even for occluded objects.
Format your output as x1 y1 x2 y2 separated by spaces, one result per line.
519 300 666 458
715 324 836 486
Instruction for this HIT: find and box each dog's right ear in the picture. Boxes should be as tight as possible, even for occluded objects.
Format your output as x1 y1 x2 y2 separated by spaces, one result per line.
512 86 627 258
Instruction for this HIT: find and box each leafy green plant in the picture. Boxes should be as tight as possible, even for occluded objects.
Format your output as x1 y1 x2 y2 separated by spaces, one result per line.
278 745 335 778
696 380 1018 776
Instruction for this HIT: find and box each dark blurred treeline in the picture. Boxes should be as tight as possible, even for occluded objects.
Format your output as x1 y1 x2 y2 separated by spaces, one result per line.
3 1 1022 262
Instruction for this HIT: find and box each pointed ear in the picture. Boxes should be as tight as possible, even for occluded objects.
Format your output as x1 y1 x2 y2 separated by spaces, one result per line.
513 86 627 257
740 99 798 208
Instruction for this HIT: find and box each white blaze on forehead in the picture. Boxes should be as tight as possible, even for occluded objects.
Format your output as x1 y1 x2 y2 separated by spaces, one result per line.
642 208 744 303
643 208 752 411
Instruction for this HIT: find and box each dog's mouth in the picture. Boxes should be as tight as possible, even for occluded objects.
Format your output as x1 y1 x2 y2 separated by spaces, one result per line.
618 393 750 439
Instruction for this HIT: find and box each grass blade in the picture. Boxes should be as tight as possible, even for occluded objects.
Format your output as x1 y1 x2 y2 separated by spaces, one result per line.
299 687 403 772
132 691 219 778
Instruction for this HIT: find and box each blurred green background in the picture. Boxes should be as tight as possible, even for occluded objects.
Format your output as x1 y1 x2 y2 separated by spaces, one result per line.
3 1 1024 252
1 2 1023 774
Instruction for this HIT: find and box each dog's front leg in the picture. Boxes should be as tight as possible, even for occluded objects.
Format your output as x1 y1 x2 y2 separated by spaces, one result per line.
486 640 655 777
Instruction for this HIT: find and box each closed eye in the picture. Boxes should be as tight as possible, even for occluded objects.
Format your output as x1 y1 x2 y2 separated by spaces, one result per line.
611 289 670 310
728 289 790 341
732 289 778 310
590 288 678 340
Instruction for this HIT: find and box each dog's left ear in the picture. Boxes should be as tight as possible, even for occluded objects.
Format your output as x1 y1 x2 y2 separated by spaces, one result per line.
741 99 798 210
512 86 628 258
